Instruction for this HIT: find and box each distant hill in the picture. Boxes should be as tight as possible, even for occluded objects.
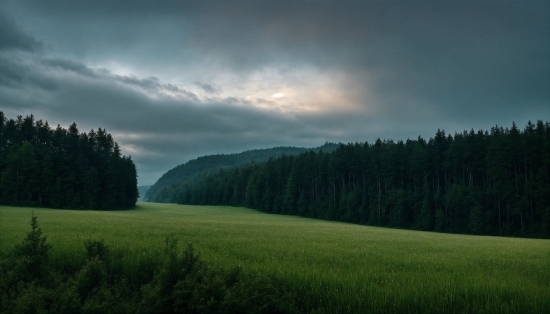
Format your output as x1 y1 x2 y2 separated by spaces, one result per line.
144 143 339 202
138 185 151 201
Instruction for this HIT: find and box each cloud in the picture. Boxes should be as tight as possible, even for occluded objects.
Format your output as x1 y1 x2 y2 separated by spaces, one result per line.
194 82 218 94
42 58 99 78
185 1 550 118
0 10 42 52
0 0 548 185
0 48 347 184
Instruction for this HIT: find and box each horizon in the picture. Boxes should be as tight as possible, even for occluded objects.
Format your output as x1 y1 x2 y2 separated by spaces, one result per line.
1 1 548 185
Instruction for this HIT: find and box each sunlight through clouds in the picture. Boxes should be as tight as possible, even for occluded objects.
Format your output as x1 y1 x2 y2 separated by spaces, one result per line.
193 66 367 114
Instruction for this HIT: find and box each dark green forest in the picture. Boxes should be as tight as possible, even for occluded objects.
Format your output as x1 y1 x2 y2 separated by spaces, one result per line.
177 121 550 238
0 112 138 209
145 143 339 202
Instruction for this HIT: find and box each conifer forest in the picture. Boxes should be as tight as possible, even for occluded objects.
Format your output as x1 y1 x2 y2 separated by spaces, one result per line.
177 121 550 238
0 112 138 209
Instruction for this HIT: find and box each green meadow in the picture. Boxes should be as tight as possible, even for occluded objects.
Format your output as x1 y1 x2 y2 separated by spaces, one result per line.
1 203 549 313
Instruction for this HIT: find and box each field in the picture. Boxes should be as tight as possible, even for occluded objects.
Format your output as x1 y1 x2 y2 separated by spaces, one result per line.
1 203 549 313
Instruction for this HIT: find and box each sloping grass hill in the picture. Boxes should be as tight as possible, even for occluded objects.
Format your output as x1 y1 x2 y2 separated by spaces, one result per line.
1 203 549 313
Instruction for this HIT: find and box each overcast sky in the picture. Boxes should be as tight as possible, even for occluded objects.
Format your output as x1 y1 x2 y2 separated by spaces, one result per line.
1 1 548 185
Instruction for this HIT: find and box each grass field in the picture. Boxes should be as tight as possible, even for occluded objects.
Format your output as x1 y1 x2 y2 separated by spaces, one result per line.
1 203 549 313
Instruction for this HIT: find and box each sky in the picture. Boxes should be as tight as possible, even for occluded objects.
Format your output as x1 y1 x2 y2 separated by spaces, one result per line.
0 1 548 186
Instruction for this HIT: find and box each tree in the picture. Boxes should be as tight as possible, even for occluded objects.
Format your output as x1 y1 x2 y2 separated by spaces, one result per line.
281 171 298 215
468 203 485 235
0 112 138 209
419 178 434 230
15 213 52 281
174 121 549 238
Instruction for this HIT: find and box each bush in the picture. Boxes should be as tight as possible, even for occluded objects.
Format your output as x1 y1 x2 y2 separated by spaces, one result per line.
0 217 302 314
222 274 299 314
14 212 52 282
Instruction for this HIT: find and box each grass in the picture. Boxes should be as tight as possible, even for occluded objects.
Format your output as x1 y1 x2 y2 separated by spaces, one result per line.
1 202 549 313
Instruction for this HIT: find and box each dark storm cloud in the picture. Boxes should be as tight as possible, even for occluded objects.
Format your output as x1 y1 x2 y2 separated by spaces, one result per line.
0 11 49 90
0 53 58 92
42 58 99 78
7 1 548 113
1 1 548 185
194 82 218 94
114 75 199 101
193 1 550 121
2 1 192 76
0 10 42 52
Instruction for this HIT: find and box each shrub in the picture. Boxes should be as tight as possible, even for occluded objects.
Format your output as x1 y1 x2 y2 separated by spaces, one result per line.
83 239 110 263
13 212 52 282
0 217 302 314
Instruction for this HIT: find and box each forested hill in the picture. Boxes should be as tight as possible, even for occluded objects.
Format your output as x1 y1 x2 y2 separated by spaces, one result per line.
145 143 339 202
177 121 550 238
0 112 138 209
138 185 151 201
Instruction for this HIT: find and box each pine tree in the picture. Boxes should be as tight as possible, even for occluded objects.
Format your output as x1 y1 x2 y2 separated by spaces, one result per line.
468 203 485 235
15 213 52 281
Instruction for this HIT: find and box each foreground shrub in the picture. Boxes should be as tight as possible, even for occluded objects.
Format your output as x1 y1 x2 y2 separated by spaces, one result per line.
141 238 299 314
13 212 52 282
222 274 299 314
0 213 56 313
0 215 301 314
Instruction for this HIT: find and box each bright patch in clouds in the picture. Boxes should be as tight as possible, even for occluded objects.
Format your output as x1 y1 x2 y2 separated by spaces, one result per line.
84 59 366 115
184 66 366 114
97 60 136 77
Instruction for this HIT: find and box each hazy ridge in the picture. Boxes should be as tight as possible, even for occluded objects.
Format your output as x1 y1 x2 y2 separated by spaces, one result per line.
145 143 339 202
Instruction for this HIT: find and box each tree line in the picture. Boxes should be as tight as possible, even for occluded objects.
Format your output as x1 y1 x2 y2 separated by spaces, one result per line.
177 121 550 238
145 143 339 203
0 112 138 209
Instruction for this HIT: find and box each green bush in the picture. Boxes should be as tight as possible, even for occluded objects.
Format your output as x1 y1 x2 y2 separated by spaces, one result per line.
222 274 299 314
140 238 301 313
13 212 52 282
0 215 302 314
83 239 110 263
